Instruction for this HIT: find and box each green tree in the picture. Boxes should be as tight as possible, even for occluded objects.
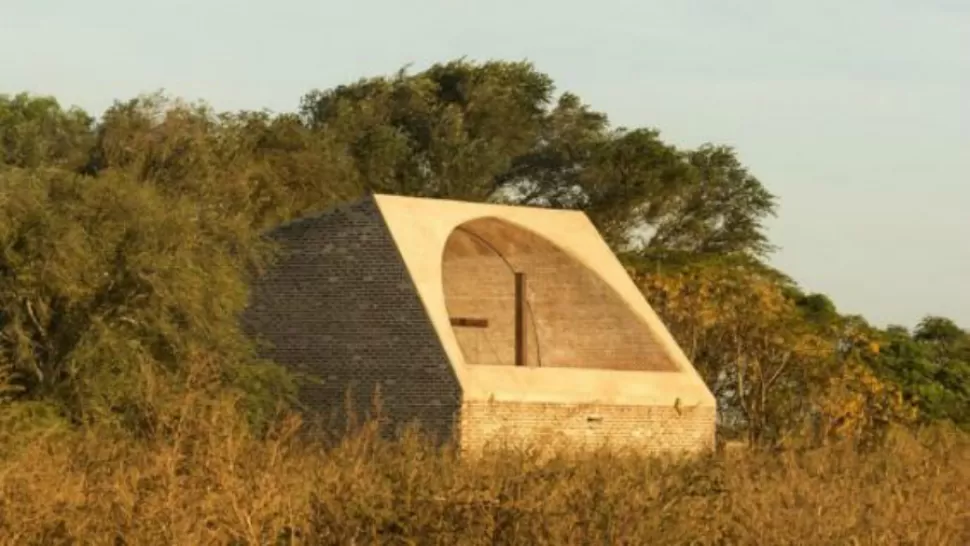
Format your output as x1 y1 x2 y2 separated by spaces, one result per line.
0 167 294 431
301 60 553 200
87 93 359 229
301 60 778 256
871 317 970 428
648 145 777 256
0 93 94 170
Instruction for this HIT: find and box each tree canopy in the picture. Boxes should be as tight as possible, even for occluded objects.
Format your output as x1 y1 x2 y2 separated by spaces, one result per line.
0 59 966 444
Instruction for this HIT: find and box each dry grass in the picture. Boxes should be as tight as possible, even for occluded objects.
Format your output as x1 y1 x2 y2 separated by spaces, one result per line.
1 393 968 545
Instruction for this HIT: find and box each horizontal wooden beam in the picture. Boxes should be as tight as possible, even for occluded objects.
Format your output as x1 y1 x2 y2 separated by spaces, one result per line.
450 317 489 328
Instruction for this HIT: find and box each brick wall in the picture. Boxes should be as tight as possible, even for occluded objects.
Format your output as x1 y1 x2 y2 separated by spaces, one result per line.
459 400 716 455
442 231 539 366
442 218 678 372
241 197 461 443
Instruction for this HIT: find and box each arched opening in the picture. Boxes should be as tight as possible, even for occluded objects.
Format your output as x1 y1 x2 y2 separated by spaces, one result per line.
441 217 679 372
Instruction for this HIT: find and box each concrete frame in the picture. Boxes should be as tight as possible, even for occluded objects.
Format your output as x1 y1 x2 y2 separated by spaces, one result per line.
373 194 715 410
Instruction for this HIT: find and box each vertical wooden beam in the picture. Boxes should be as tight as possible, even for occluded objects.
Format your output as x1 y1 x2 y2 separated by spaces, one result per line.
514 272 526 367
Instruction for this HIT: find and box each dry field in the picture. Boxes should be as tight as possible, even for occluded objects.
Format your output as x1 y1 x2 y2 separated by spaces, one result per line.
0 394 967 545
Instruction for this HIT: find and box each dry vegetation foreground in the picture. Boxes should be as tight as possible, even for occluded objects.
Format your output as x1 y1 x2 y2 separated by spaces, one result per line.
0 396 967 546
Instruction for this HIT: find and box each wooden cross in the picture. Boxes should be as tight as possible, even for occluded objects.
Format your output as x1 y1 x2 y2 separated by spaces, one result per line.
448 272 528 367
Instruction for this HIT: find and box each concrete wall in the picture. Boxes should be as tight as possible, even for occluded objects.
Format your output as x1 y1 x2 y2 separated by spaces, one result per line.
460 400 716 455
241 197 461 442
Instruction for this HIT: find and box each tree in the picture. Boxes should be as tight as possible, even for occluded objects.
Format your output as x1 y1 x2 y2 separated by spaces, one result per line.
870 317 970 429
567 128 690 249
0 93 94 170
648 145 777 256
813 316 918 445
300 60 553 200
87 93 360 229
631 254 826 443
300 60 779 257
0 167 294 430
629 253 916 446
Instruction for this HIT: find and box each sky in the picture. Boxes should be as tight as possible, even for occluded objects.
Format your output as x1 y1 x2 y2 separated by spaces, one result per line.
3 0 968 328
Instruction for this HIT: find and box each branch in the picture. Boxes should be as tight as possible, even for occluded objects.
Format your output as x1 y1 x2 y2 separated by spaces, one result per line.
765 351 792 390
23 298 48 342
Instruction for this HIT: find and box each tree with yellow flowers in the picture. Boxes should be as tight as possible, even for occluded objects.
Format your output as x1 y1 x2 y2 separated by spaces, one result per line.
628 251 918 447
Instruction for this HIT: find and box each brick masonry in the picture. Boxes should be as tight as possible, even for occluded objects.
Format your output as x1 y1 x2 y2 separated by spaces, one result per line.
442 218 678 371
460 401 716 455
241 197 462 443
242 196 714 455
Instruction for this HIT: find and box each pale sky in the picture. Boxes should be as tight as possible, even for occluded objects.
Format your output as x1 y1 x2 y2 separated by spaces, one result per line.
3 0 968 328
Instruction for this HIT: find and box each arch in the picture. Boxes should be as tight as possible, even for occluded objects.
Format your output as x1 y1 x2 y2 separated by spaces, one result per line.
441 217 679 372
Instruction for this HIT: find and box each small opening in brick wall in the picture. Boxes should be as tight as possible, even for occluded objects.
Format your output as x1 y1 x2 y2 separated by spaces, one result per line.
586 415 604 424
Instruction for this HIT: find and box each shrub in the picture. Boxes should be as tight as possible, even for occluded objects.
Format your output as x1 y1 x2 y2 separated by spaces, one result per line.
0 393 966 545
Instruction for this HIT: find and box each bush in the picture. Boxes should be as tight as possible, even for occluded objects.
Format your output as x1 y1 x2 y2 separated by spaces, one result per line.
0 393 966 545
